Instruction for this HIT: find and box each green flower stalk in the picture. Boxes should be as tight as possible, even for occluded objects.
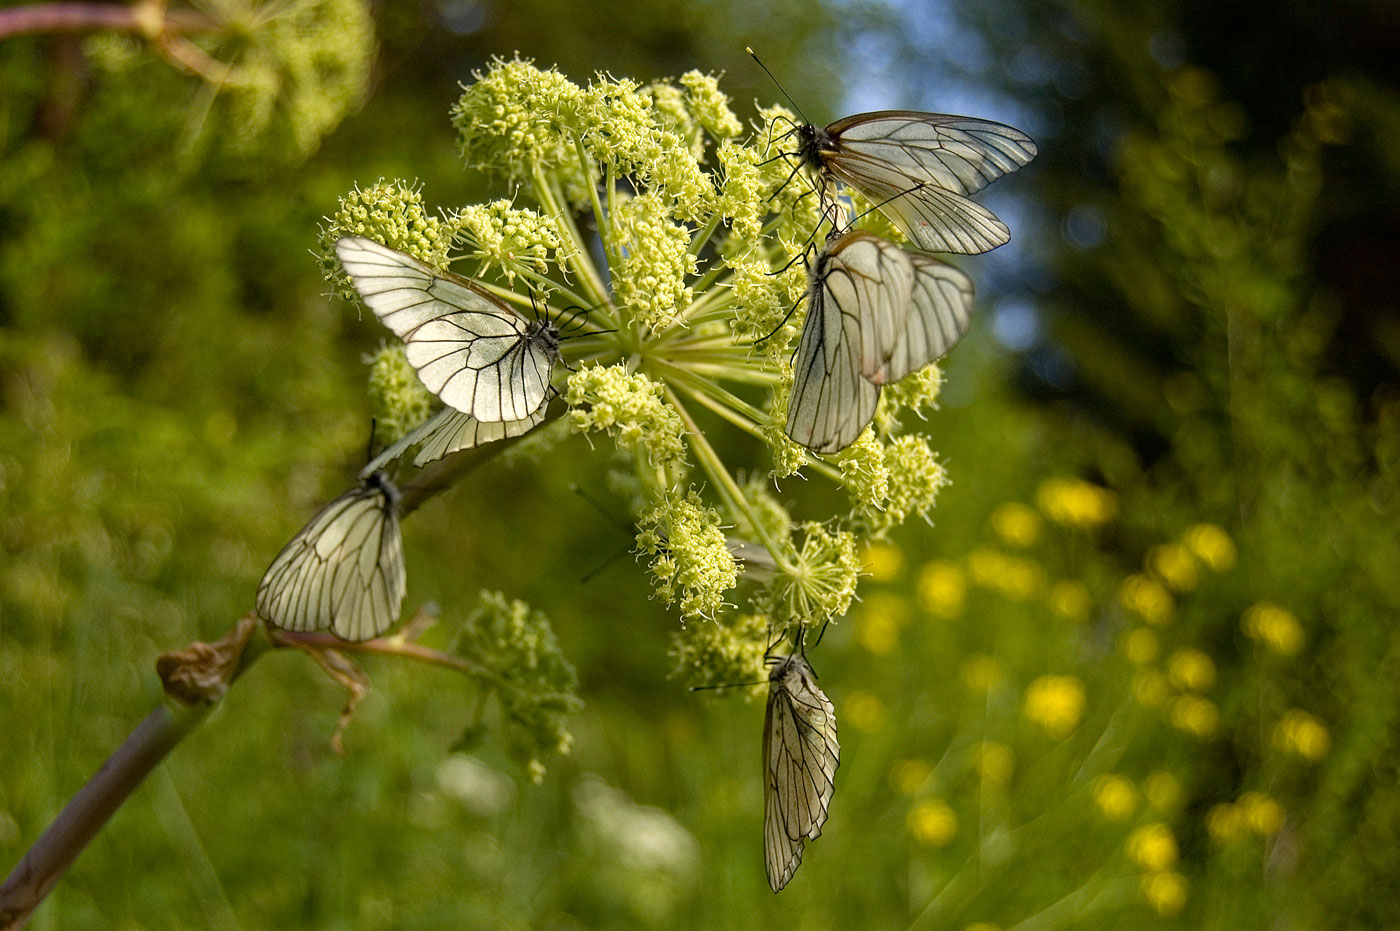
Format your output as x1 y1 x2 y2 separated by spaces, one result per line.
324 58 964 684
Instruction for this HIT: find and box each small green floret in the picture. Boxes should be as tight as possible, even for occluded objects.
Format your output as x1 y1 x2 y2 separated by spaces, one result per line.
454 200 571 283
636 490 739 621
365 343 433 448
610 193 696 332
680 71 744 140
566 365 687 467
670 612 770 696
318 179 453 300
452 591 583 783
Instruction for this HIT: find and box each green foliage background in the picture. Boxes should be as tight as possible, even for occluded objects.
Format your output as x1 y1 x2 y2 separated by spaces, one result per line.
2 0 1397 928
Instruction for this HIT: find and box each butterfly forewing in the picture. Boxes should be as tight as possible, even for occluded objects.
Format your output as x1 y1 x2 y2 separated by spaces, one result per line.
870 252 975 385
413 388 555 467
804 111 1036 255
336 237 558 422
257 472 406 642
784 233 883 453
763 652 839 892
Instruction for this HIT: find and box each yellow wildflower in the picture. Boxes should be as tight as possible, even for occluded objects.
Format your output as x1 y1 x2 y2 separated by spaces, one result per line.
907 799 958 847
1141 871 1189 917
1143 772 1183 812
845 690 887 733
863 542 905 581
1092 774 1139 821
989 502 1042 547
1169 694 1220 737
1023 675 1086 738
1148 543 1200 593
1241 602 1305 656
1184 523 1236 571
1119 574 1174 626
1237 792 1285 836
1035 478 1118 529
1126 822 1179 872
1122 628 1160 665
1047 579 1092 621
1273 709 1330 761
1132 671 1170 709
975 742 1015 785
960 654 1005 693
918 560 966 620
968 547 1045 599
856 592 907 654
1206 803 1246 843
889 759 931 795
1167 647 1216 692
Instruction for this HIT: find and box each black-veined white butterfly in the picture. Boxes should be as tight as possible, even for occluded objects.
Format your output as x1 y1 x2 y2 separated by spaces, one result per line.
257 471 406 642
411 387 556 467
336 237 560 423
784 230 974 452
791 110 1036 255
764 650 839 892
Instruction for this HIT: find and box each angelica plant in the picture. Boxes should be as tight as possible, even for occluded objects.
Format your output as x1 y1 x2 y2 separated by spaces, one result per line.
318 59 955 687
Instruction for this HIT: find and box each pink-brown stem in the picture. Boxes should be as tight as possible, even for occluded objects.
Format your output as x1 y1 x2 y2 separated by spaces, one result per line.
0 3 213 40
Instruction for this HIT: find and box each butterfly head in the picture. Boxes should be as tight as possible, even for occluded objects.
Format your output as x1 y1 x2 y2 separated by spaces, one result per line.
362 470 402 513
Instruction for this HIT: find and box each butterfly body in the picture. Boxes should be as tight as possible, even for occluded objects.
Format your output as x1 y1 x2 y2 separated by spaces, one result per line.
763 650 839 892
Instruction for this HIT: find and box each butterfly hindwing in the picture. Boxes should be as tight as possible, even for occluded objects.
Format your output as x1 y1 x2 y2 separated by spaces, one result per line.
413 388 556 467
257 472 406 642
869 250 975 385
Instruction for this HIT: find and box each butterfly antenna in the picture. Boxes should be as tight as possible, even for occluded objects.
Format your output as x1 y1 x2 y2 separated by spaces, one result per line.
364 418 378 463
689 679 767 692
747 47 809 125
807 617 832 650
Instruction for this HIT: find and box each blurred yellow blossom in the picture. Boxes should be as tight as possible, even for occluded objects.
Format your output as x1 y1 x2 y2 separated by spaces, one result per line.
1141 871 1189 916
960 654 1005 693
1119 574 1174 626
968 547 1046 600
1132 671 1170 708
989 502 1042 547
1169 694 1220 737
1167 647 1216 692
1047 579 1092 621
1148 543 1200 593
1092 774 1139 821
1023 675 1086 738
1144 772 1183 812
1184 523 1236 571
1242 602 1305 656
1273 709 1330 761
918 561 967 619
975 742 1015 785
907 799 958 847
1206 802 1246 843
889 759 932 795
1127 822 1179 871
1122 628 1160 665
863 542 905 582
1035 478 1118 529
845 690 887 733
856 593 907 654
1237 792 1285 836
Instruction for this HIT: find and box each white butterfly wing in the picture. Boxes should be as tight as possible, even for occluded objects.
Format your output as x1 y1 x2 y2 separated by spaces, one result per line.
413 389 555 467
827 112 1038 197
764 653 840 892
785 238 882 454
870 253 976 385
829 232 917 376
257 475 406 642
820 112 1036 255
335 237 557 422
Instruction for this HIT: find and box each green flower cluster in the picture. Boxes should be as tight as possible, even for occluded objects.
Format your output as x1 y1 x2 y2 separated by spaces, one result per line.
329 59 965 687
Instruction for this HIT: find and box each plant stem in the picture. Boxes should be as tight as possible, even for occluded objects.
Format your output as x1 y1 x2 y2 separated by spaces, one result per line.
0 3 212 40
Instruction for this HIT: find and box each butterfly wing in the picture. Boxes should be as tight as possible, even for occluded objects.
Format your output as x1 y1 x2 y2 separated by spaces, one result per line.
870 253 976 385
764 653 840 892
336 237 557 422
784 237 882 453
413 388 555 467
821 112 1037 255
257 476 406 642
